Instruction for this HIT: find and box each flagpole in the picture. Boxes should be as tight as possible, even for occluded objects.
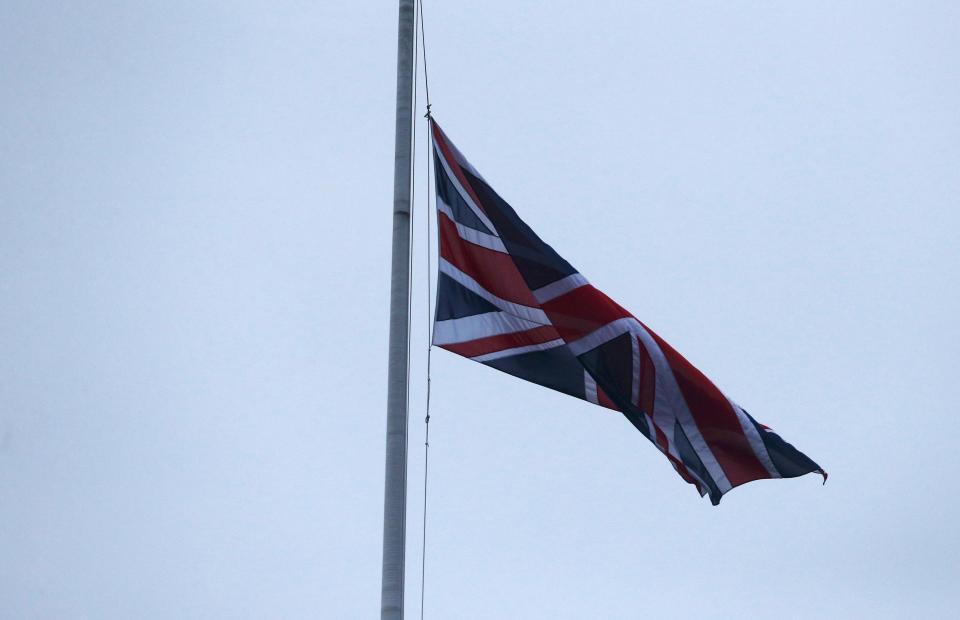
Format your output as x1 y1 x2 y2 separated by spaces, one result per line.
381 1 416 619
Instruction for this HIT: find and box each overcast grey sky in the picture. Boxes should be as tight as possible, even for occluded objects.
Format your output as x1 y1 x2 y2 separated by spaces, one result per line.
2 1 958 618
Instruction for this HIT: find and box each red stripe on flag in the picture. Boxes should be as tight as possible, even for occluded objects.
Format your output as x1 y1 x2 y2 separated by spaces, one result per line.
596 385 618 411
438 213 539 307
432 122 487 214
440 325 559 358
643 324 771 487
667 453 701 490
540 285 633 342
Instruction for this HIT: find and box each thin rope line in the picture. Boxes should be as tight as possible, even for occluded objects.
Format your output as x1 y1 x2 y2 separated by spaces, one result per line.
416 1 433 618
418 0 432 110
419 121 434 620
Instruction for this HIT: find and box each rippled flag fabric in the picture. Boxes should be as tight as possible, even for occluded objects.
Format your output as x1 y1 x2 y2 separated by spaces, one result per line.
430 120 825 504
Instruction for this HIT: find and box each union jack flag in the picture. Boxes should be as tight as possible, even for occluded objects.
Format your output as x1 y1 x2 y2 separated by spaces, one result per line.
430 120 825 504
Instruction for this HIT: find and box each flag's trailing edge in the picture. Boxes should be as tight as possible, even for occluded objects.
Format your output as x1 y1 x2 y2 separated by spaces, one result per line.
429 119 826 505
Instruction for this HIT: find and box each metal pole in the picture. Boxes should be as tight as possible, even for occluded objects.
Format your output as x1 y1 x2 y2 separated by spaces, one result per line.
381 1 415 619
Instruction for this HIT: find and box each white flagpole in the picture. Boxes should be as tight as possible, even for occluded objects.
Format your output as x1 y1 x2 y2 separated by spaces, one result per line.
381 1 416 619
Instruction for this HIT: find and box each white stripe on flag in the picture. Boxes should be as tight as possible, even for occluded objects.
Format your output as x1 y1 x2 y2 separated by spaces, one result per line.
438 258 550 326
728 399 780 479
470 339 566 363
437 201 507 253
433 312 543 345
433 142 499 235
532 273 589 303
584 370 599 405
566 317 633 357
632 321 733 494
565 316 733 493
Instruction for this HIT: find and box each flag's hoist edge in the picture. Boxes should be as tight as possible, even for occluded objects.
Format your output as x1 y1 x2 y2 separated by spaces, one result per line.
429 119 826 505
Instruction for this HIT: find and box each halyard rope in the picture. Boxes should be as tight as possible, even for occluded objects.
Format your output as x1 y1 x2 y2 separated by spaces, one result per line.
416 0 433 618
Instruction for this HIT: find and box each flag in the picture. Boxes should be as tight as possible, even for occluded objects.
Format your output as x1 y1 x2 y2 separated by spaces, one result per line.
430 120 825 504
